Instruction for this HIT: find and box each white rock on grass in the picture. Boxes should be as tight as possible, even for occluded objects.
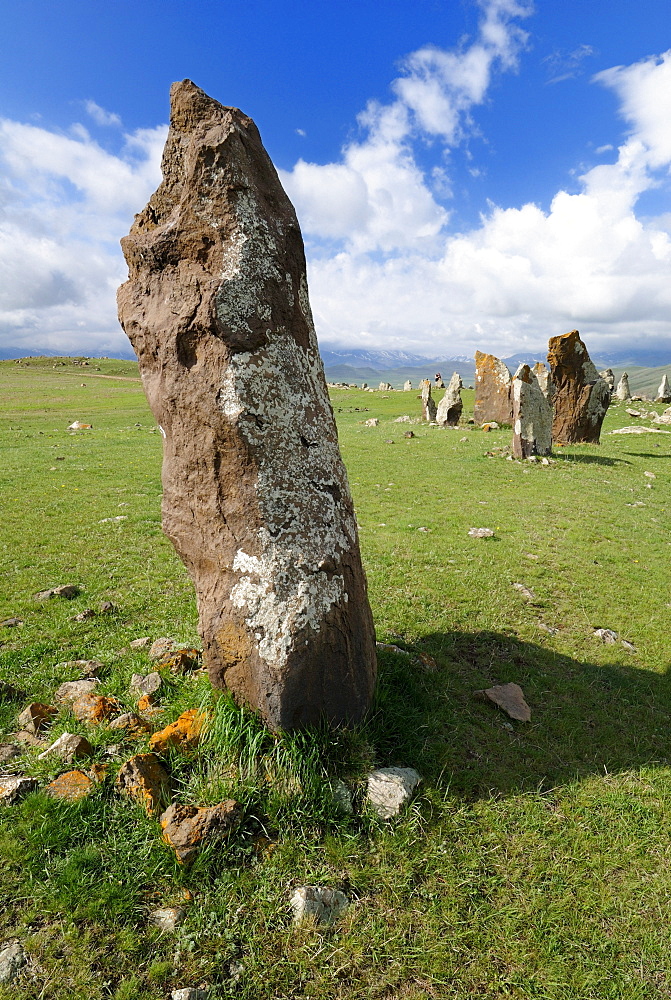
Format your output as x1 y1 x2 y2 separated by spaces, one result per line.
289 886 349 925
366 767 421 819
149 906 186 932
54 678 99 704
0 940 27 984
172 990 208 1000
0 776 37 805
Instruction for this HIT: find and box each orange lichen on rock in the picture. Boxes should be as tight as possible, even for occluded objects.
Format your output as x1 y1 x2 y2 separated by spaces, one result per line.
154 647 202 674
137 693 157 711
71 692 123 725
160 800 241 864
148 710 208 754
44 769 95 802
115 752 171 814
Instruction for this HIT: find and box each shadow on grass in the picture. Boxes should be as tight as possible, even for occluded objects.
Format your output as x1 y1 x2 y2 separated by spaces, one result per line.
553 453 630 466
371 630 671 801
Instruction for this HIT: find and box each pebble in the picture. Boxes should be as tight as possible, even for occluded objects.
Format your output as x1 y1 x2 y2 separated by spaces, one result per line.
366 767 421 819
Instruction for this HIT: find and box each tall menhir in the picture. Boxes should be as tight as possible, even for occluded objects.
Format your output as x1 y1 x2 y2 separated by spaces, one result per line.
117 81 376 730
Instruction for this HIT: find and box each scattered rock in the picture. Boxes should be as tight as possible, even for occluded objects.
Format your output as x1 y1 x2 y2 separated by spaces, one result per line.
404 430 415 438
71 693 123 724
149 906 186 932
56 659 104 678
0 744 21 766
477 682 531 722
100 601 115 613
35 584 79 600
130 637 152 649
72 609 96 621
289 886 350 925
468 527 494 538
138 694 159 712
375 642 411 656
0 618 23 628
366 767 421 819
117 80 376 731
644 470 656 479
416 652 438 671
0 776 37 805
512 582 536 601
68 421 92 430
625 409 642 418
37 732 93 762
474 352 513 425
13 730 45 748
610 425 671 435
364 418 379 427
116 753 171 814
149 710 207 753
172 989 208 1000
593 628 618 644
0 940 27 984
154 647 201 674
149 638 176 661
44 769 96 802
621 639 637 652
160 800 241 864
17 702 57 735
99 515 127 524
538 623 559 635
130 672 163 697
548 330 610 444
394 415 411 422
109 712 151 734
54 678 99 704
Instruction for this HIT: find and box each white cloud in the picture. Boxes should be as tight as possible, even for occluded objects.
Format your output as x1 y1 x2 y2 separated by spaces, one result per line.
84 100 122 128
0 117 165 355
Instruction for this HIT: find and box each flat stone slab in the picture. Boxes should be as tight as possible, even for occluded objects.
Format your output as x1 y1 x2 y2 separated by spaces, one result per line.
366 767 421 819
477 682 531 722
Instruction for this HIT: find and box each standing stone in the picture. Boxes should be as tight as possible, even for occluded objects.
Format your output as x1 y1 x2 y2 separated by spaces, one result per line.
474 352 513 425
378 382 393 391
615 372 631 401
403 380 412 391
117 80 376 730
512 365 552 458
435 372 463 427
599 368 615 393
656 374 671 403
547 331 611 445
532 362 554 402
420 379 437 422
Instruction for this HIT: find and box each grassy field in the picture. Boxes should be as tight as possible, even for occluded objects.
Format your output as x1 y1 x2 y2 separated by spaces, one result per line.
1 356 671 999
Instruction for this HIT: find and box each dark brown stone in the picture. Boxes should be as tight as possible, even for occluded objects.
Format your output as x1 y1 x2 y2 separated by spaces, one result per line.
474 352 513 426
117 80 376 730
547 330 610 445
116 753 171 814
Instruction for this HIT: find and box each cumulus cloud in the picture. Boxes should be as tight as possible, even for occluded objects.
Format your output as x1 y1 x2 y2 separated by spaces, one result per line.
0 117 165 355
84 100 122 128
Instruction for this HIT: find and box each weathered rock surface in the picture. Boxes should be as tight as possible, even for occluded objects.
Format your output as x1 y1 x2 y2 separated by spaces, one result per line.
154 647 201 674
54 679 99 704
149 710 206 753
656 374 671 402
420 380 437 422
366 767 421 819
109 712 151 734
37 732 93 762
547 331 610 445
0 940 27 984
44 769 96 802
599 368 615 392
149 906 186 932
35 584 78 600
17 703 57 735
615 372 631 401
511 364 552 458
71 693 122 725
160 799 241 863
477 682 531 722
117 80 376 730
403 380 412 391
0 776 37 805
289 886 349 925
0 744 21 767
435 372 463 427
130 672 163 697
149 638 175 661
130 636 152 650
474 352 513 425
533 362 554 402
116 753 171 814
172 989 208 1000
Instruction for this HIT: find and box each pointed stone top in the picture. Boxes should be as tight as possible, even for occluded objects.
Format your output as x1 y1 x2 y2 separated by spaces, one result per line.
168 79 251 132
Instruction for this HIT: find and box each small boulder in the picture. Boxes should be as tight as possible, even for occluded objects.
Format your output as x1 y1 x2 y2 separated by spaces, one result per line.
366 767 421 819
160 800 241 864
172 989 209 1000
154 647 202 674
54 679 99 705
477 682 531 722
0 940 27 984
44 770 96 802
364 418 379 427
0 618 23 628
468 527 494 538
594 628 618 644
109 712 151 734
129 672 162 697
289 886 349 925
100 601 115 613
116 753 171 815
0 744 21 767
73 609 96 622
35 584 79 600
37 732 93 762
0 776 37 805
149 710 207 753
149 906 186 932
17 703 57 735
149 638 176 661
56 659 104 678
71 693 122 725
130 637 152 649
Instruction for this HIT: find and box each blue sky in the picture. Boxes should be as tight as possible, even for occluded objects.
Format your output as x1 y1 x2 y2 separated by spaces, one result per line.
1 0 670 360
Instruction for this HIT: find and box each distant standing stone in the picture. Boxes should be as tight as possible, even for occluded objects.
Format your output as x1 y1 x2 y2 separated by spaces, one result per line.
420 379 437 422
547 330 610 445
403 380 412 391
366 766 421 819
474 352 513 425
599 368 615 392
435 372 463 427
615 372 631 401
378 382 393 391
656 374 671 403
511 364 552 458
532 362 554 402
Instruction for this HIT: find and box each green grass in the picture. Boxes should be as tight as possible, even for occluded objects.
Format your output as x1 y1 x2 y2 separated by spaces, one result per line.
1 357 671 998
